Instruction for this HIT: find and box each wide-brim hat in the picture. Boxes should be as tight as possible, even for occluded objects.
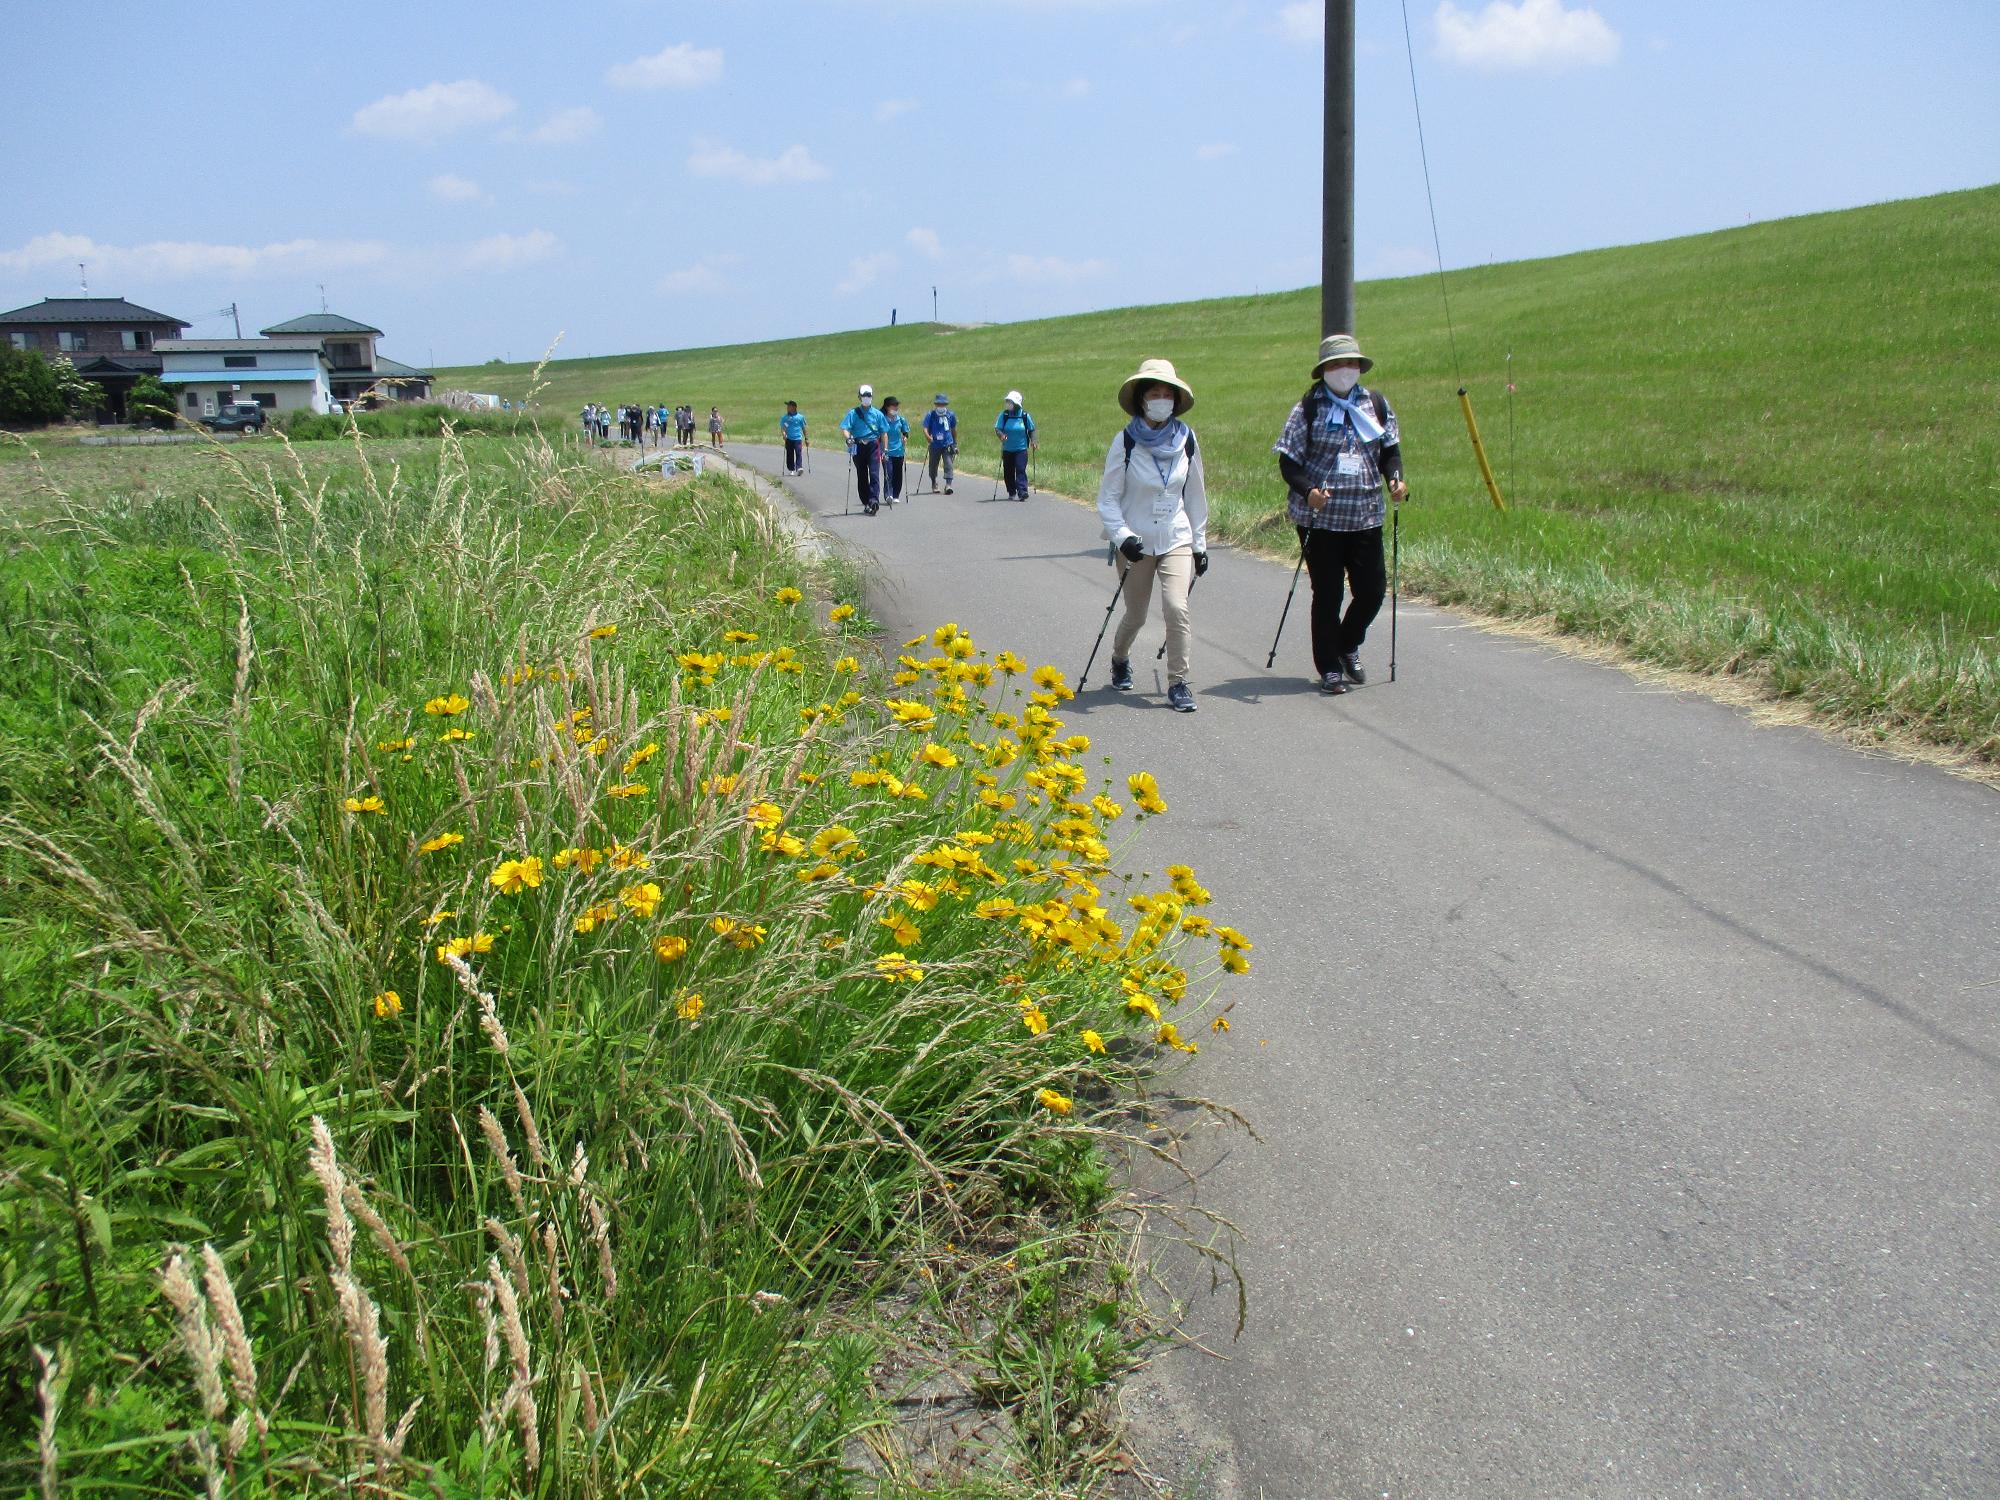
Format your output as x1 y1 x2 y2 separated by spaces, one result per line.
1004 389 1023 406
1117 357 1195 418
1312 333 1374 377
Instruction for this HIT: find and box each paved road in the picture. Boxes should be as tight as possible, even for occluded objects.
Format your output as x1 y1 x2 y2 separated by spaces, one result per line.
733 445 1999 1499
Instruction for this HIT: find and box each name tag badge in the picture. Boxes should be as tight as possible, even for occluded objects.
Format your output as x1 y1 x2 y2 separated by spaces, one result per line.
1336 452 1365 477
1151 492 1178 519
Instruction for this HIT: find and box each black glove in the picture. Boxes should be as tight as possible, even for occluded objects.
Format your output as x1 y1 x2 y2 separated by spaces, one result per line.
1193 550 1209 577
1119 535 1144 563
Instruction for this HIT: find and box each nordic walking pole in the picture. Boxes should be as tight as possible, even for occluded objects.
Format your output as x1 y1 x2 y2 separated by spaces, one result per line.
1390 500 1401 683
842 449 852 516
1156 574 1195 661
1078 553 1127 689
1266 536 1308 669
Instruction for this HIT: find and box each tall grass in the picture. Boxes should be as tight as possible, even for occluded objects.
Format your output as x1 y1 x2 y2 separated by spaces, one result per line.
0 426 1246 1494
278 402 533 442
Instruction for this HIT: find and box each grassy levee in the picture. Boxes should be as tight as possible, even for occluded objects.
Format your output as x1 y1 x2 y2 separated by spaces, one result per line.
447 185 2000 766
0 428 1245 1494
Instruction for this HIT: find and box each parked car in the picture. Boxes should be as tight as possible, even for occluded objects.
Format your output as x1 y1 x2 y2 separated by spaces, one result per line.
201 401 266 434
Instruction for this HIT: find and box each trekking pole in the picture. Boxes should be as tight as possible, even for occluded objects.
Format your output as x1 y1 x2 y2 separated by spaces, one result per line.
1078 554 1127 690
842 451 852 517
1266 536 1308 669
1156 574 1195 661
1389 500 1401 683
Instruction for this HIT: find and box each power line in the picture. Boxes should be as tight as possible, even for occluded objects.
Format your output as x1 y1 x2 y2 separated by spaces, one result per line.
1400 0 1463 388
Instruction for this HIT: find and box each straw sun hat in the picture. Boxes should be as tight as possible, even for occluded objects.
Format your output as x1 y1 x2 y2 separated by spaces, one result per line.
1117 357 1195 418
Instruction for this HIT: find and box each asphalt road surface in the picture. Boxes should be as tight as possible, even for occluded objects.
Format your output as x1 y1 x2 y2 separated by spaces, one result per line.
733 443 1998 1499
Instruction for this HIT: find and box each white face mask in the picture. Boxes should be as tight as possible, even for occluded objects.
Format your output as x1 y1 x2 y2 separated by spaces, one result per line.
859 395 872 408
1323 368 1360 396
1142 397 1175 423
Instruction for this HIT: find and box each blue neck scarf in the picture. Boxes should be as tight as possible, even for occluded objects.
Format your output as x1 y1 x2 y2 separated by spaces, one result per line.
1323 386 1384 444
1126 414 1189 487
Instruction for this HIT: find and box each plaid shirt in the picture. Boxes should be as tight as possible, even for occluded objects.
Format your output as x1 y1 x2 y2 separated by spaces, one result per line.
1272 384 1400 531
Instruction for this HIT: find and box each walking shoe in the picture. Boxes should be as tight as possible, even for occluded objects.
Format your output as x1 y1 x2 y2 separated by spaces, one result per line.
944 485 953 494
1167 681 1197 713
1319 671 1349 695
1109 658 1133 692
1340 651 1366 685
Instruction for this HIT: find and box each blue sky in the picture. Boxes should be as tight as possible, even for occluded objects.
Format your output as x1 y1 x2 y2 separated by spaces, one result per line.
6 0 1996 366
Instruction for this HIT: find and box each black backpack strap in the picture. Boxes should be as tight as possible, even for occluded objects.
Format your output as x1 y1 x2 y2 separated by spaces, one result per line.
1371 389 1388 428
1122 430 1135 467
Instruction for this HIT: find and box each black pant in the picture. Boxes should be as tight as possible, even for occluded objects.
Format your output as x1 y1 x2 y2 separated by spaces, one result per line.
885 454 904 499
1299 525 1386 676
1002 449 1029 498
784 437 803 471
852 441 880 508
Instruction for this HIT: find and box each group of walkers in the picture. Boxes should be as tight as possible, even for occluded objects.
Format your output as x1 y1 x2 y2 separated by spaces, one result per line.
775 332 1402 715
580 402 726 449
771 388 1038 517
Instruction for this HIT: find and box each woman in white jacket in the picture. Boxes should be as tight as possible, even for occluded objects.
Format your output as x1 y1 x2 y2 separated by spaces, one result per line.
1095 357 1209 712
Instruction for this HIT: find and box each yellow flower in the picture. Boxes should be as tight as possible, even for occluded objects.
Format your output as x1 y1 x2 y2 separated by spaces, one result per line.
874 952 924 984
654 933 689 963
488 856 544 895
376 736 415 753
1019 1000 1049 1036
1127 771 1168 815
1156 1022 1199 1054
775 586 803 605
588 623 619 640
898 879 939 911
809 825 861 861
975 898 1019 920
372 990 403 1019
831 603 856 622
1091 794 1123 821
552 845 604 873
434 932 496 963
574 900 618 933
675 990 704 1021
1081 1029 1107 1054
798 862 841 883
723 629 760 644
1124 990 1162 1022
423 909 456 928
918 742 959 770
423 693 470 717
343 794 386 815
620 881 663 917
761 829 806 857
418 831 463 854
878 912 921 948
710 916 768 949
834 654 860 674
607 843 651 870
1215 925 1252 952
1219 949 1251 975
440 727 475 744
746 801 785 831
1037 1088 1073 1116
607 782 648 799
703 772 740 796
1211 1015 1231 1033
623 742 660 774
1180 913 1215 937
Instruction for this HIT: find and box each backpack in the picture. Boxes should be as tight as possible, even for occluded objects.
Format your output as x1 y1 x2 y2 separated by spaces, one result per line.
1121 428 1201 505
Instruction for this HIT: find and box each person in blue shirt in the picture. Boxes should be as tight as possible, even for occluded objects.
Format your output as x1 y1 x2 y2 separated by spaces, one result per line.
922 393 958 494
780 400 809 474
994 389 1037 501
840 383 889 514
880 396 911 504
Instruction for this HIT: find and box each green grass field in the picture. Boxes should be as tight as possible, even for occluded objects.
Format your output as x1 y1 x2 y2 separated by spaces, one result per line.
446 185 2000 767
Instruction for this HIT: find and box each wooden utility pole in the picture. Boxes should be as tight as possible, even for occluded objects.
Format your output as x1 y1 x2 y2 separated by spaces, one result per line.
1322 0 1356 337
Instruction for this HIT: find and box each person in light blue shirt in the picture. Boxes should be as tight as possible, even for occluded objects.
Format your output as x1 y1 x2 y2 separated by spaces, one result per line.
994 389 1037 500
840 383 889 514
880 396 911 504
922 393 957 493
780 400 809 474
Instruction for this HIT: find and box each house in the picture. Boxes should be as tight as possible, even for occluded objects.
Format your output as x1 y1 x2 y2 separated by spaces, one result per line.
154 337 333 419
259 313 432 406
0 295 190 420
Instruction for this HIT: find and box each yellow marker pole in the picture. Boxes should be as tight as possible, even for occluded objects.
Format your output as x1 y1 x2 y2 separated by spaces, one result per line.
1458 387 1508 512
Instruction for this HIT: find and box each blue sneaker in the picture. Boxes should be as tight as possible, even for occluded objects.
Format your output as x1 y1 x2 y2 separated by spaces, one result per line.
1167 682 1196 713
1110 658 1134 692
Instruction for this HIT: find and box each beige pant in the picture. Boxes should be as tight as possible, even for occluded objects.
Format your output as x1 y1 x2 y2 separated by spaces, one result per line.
1113 545 1194 685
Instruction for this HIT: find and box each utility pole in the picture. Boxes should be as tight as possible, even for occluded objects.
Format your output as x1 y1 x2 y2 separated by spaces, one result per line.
1322 0 1356 338
228 302 241 338
78 262 89 294
318 283 328 313
932 285 938 324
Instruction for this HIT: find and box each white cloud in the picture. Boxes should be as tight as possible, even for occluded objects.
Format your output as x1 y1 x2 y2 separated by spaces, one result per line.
1059 76 1091 99
428 173 487 203
906 227 943 259
460 230 560 271
1277 3 1322 42
1434 0 1620 70
0 230 391 281
1195 143 1237 162
686 138 829 187
1006 253 1108 284
608 42 724 90
836 252 898 296
505 105 602 146
875 98 919 123
351 79 515 141
658 254 738 294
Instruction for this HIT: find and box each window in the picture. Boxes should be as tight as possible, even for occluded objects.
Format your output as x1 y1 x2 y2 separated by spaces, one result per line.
57 331 87 352
8 331 29 350
185 392 200 409
120 330 153 351
251 393 277 409
223 355 257 368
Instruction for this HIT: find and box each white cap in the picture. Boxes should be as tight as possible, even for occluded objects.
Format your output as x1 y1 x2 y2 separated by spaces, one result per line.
858 383 873 396
1005 389 1023 405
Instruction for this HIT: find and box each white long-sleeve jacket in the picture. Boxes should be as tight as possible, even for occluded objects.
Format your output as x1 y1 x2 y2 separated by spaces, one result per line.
1095 426 1208 557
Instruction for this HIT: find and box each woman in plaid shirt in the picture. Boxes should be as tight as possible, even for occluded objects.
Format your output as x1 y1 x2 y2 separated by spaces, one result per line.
1271 333 1409 695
